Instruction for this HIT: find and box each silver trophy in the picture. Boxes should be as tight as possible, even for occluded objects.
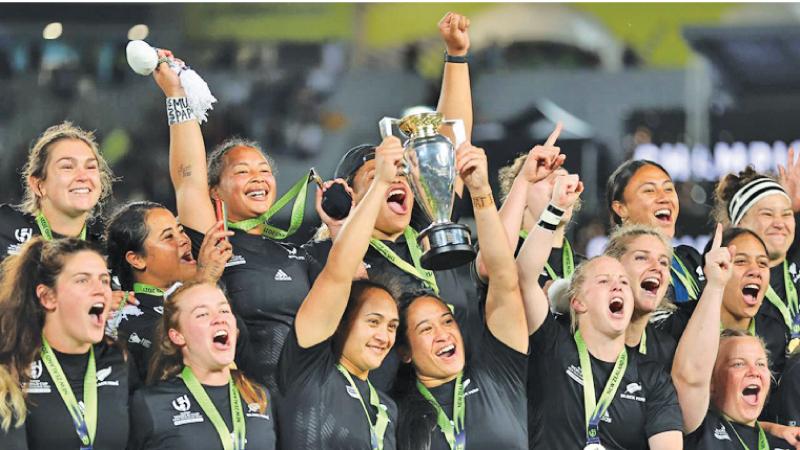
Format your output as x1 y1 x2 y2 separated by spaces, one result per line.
379 111 476 270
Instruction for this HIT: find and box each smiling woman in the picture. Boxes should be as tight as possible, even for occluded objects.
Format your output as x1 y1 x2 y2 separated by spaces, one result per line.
0 237 138 450
128 281 276 450
607 159 702 304
0 122 114 263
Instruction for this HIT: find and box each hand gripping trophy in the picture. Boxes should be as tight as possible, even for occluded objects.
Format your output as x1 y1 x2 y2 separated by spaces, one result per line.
379 112 476 271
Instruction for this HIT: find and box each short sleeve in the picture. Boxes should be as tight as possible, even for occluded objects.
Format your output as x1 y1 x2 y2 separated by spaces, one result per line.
529 312 567 357
642 360 684 438
473 324 527 387
277 326 335 393
652 302 694 343
127 390 155 450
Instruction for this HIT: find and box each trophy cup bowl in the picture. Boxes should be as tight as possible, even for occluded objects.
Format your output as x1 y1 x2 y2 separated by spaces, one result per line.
379 112 476 271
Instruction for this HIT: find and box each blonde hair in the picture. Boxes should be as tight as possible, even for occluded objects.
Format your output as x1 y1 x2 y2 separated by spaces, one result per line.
20 122 115 215
564 256 605 333
148 281 268 413
498 153 528 202
604 224 676 313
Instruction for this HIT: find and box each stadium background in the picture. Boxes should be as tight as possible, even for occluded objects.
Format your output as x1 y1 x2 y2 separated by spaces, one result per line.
0 2 797 255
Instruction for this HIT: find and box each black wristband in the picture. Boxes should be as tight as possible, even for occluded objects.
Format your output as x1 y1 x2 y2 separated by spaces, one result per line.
444 51 468 64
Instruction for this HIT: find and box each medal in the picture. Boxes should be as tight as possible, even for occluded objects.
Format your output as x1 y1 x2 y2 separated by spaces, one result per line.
584 444 606 450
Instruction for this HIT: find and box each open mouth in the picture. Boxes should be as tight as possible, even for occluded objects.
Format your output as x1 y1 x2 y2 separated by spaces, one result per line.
180 249 195 264
654 209 672 223
640 277 661 296
609 297 625 317
435 344 456 359
245 189 267 200
70 187 91 195
88 302 105 323
741 384 761 406
212 330 230 348
742 284 760 306
386 188 408 215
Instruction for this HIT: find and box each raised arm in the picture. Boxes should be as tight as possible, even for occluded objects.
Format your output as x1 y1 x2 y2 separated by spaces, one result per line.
457 143 527 352
151 50 215 233
517 174 582 334
778 147 800 213
671 224 731 433
436 12 472 198
475 124 565 279
294 137 404 348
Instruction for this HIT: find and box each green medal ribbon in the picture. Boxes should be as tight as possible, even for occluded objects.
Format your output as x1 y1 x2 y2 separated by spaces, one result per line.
574 330 628 447
518 231 574 280
41 337 96 449
180 366 246 450
335 364 389 450
416 372 466 450
132 283 165 297
764 261 800 350
226 170 313 240
35 212 87 241
670 254 699 301
723 417 769 450
369 227 439 294
639 329 647 355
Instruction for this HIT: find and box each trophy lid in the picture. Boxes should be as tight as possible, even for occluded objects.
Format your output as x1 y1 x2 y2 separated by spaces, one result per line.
399 112 444 138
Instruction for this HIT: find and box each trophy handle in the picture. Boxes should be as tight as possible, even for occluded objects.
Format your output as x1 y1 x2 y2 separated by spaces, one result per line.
379 117 399 140
443 119 467 149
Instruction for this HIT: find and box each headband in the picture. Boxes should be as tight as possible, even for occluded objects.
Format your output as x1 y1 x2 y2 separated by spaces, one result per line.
728 177 790 226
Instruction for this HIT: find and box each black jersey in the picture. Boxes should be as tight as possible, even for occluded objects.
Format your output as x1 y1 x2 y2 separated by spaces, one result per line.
304 237 482 392
128 376 276 450
0 341 138 450
276 328 398 450
528 314 683 450
110 291 163 381
628 323 678 369
186 227 312 393
418 327 528 450
656 300 788 377
772 353 800 426
0 204 104 262
685 410 792 450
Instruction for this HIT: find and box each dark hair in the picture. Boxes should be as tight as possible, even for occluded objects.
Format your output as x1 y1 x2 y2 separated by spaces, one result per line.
392 289 449 450
332 279 396 360
334 144 377 186
0 237 106 430
701 227 768 266
104 201 165 290
712 166 772 226
207 137 275 189
606 159 671 226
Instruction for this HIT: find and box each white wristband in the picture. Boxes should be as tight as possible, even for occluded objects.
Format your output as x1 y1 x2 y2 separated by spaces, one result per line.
166 97 195 126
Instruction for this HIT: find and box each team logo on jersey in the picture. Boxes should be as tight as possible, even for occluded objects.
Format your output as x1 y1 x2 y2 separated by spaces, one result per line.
128 332 152 348
173 395 192 412
346 385 359 399
274 269 292 281
463 378 480 397
30 361 43 379
154 306 164 315
248 403 260 413
566 365 583 386
14 227 33 243
25 360 51 394
621 382 645 402
286 246 305 261
245 402 270 420
714 424 731 441
97 366 119 387
225 254 247 267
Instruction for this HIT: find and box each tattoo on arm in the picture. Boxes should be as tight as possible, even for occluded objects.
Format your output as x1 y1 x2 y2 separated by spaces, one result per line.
179 164 192 178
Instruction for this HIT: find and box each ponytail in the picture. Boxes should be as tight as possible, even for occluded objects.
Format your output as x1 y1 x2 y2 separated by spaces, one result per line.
232 369 268 414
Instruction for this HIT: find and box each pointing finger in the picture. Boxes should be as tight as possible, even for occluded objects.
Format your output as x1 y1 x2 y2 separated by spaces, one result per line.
711 223 723 250
544 122 563 148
